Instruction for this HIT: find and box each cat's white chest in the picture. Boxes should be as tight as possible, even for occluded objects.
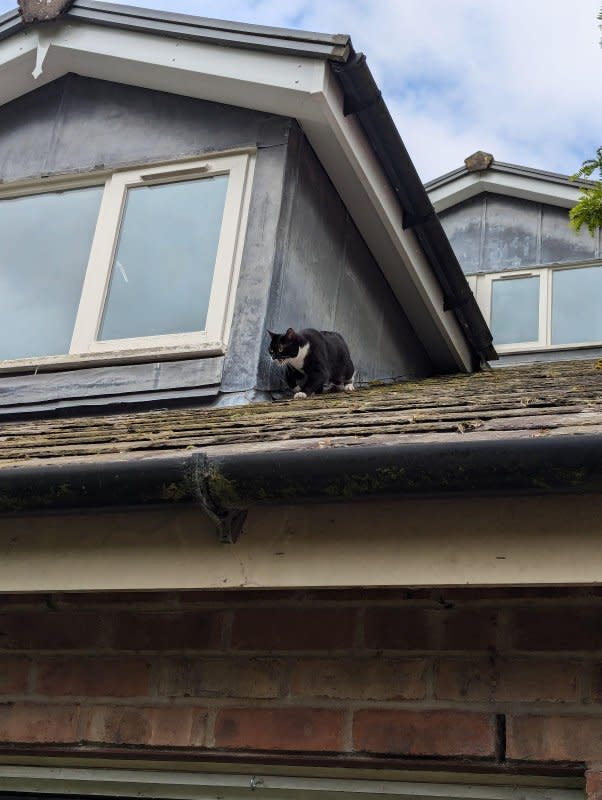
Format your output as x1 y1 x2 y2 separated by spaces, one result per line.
283 342 310 371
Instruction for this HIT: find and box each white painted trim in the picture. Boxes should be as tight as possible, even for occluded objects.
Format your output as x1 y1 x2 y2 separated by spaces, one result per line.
0 20 474 372
0 152 254 369
0 764 584 800
3 496 602 590
314 68 472 371
428 170 582 213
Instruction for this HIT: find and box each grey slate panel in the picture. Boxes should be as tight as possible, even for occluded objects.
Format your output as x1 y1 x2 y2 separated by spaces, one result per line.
483 195 539 270
441 193 601 274
263 129 431 386
541 204 597 264
0 74 282 183
439 196 484 274
0 357 224 409
220 137 292 394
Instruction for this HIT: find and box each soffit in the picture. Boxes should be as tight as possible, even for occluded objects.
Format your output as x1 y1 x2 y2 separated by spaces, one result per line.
426 164 591 213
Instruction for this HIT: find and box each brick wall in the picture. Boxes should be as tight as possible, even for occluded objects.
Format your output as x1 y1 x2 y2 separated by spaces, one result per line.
1 587 601 765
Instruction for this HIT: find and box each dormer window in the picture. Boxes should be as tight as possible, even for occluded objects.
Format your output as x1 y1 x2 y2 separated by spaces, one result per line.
0 152 254 371
470 261 602 352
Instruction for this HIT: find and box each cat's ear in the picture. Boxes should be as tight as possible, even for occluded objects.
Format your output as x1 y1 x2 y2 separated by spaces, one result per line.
266 329 276 337
285 327 296 339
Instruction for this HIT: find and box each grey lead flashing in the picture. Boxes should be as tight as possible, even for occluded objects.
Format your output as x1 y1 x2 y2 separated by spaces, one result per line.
425 159 596 191
67 0 350 60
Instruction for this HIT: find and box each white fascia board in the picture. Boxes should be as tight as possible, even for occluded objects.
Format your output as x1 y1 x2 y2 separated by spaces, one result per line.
309 68 471 370
0 765 584 800
0 21 471 371
429 170 582 213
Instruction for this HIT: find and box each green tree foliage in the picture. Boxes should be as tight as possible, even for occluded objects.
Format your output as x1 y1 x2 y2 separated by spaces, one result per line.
568 7 602 237
569 147 602 236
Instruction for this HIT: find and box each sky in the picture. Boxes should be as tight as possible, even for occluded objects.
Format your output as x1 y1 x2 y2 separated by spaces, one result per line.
1 0 601 181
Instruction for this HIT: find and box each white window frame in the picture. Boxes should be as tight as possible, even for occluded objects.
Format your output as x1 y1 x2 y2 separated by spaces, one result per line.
472 260 602 354
0 150 255 373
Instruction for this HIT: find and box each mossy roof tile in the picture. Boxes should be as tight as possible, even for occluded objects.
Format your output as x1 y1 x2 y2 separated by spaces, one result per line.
1 358 601 468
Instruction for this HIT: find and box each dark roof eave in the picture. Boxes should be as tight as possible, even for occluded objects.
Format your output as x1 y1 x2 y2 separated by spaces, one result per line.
2 433 602 539
68 0 351 60
330 51 496 364
0 8 24 41
424 160 597 192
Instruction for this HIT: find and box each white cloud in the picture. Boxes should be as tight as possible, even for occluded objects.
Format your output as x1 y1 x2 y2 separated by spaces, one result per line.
1 0 600 180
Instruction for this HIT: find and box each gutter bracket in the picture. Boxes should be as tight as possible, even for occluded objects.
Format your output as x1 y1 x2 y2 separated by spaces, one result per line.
402 208 436 230
343 89 382 117
202 505 248 545
443 293 472 312
192 454 247 544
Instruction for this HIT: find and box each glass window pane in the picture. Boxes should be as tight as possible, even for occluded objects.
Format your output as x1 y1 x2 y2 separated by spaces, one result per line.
552 266 602 345
99 175 229 341
490 275 540 345
0 186 102 360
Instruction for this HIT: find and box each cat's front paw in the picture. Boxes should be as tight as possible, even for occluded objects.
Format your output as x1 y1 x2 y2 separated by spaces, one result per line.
293 391 308 400
344 383 355 392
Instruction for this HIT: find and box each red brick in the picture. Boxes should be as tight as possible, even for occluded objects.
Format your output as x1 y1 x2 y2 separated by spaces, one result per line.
36 657 151 697
231 609 355 651
508 715 602 761
364 609 432 650
0 657 30 694
110 612 222 650
0 594 49 609
57 592 172 608
365 608 496 650
82 705 206 747
353 709 496 757
590 664 602 702
0 612 104 650
291 658 427 701
436 658 580 703
586 769 602 800
215 707 344 752
160 657 283 699
0 703 79 743
511 608 602 651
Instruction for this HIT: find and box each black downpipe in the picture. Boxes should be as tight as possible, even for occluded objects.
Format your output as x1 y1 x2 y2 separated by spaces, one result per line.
331 51 497 364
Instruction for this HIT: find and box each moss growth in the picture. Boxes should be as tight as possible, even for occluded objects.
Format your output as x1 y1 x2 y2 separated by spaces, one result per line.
161 482 189 502
204 466 244 509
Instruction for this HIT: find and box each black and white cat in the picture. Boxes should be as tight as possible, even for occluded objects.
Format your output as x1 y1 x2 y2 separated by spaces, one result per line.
268 327 355 399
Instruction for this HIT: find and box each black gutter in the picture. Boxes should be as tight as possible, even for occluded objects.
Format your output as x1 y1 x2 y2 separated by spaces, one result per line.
331 51 497 364
2 435 601 540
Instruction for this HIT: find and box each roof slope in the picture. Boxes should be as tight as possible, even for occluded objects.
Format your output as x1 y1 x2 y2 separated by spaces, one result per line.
1 359 602 523
2 359 601 468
